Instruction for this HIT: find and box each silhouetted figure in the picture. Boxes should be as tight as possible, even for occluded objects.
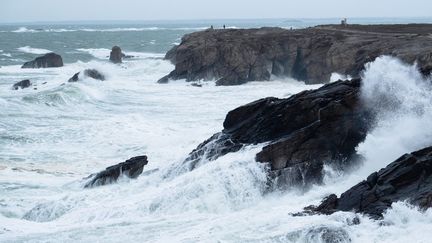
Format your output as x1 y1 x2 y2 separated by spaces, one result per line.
210 25 214 30
223 25 226 29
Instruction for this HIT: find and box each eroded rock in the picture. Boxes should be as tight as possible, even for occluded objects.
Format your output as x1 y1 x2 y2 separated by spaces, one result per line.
22 53 63 68
160 24 432 85
180 79 373 188
12 79 31 90
84 156 148 188
110 46 122 63
308 146 432 218
68 69 105 82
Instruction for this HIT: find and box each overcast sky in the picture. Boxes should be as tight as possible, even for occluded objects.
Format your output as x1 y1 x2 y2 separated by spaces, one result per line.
1 0 431 23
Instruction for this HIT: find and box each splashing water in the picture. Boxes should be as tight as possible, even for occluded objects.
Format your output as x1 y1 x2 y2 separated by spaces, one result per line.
357 56 432 175
1 47 432 243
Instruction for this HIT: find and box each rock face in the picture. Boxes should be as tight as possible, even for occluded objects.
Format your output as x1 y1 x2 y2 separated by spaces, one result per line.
68 69 106 82
84 156 148 188
160 24 432 85
109 46 122 63
308 146 432 218
12 79 31 90
181 79 373 187
22 53 63 68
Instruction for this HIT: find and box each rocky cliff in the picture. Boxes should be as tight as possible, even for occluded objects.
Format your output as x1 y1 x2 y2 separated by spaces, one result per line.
175 79 374 188
159 24 432 85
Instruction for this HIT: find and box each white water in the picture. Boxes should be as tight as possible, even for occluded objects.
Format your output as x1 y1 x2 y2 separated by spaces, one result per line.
17 46 52 55
0 55 431 242
9 27 210 33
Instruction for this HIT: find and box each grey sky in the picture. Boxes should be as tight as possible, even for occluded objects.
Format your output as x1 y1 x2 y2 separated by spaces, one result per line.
1 0 431 23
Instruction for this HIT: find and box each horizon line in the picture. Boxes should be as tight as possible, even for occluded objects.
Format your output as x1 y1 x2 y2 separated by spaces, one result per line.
1 16 432 25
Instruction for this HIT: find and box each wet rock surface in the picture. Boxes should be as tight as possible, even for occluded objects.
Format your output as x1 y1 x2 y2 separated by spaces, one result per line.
12 79 31 90
308 146 432 218
110 46 123 63
160 24 432 85
21 53 63 68
68 69 105 82
182 79 373 187
84 156 148 188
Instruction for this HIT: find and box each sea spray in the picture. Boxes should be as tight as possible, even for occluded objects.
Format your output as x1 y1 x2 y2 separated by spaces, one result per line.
357 56 432 176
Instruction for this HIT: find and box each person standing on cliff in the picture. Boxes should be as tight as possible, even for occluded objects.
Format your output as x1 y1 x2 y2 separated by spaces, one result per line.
223 25 226 29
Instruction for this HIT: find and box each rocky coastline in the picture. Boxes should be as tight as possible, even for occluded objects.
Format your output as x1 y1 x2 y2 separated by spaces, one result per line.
159 24 432 85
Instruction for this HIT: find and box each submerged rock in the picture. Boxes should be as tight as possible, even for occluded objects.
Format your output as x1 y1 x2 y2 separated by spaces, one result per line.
109 46 122 63
68 69 105 82
181 79 373 188
84 156 148 188
12 79 31 90
21 53 63 68
161 24 432 85
308 146 432 218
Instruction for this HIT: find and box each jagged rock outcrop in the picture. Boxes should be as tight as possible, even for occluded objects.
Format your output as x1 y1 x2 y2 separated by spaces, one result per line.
306 146 432 218
159 24 432 85
12 79 31 90
68 69 106 82
84 156 148 188
181 79 373 187
21 53 63 68
110 46 122 63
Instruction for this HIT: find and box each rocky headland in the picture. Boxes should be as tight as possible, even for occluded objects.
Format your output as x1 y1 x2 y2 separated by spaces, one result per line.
159 24 432 85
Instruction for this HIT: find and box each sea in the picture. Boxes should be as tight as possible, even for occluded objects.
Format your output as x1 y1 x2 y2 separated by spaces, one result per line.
1 18 432 242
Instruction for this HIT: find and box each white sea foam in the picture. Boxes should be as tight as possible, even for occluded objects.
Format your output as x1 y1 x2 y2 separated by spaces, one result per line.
17 46 52 55
0 56 431 242
10 27 208 33
12 27 36 33
357 56 432 176
77 48 164 60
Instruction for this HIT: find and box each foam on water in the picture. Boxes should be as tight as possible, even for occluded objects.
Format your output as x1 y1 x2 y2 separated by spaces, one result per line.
9 27 209 33
17 46 52 55
1 55 432 242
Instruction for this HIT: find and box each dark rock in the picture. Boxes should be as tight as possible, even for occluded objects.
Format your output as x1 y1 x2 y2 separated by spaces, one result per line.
310 146 432 218
84 69 105 81
190 83 202 87
68 69 105 82
68 73 79 82
161 24 432 85
122 53 134 59
110 46 122 63
12 79 31 90
179 79 373 187
84 156 148 188
22 53 63 69
303 226 351 243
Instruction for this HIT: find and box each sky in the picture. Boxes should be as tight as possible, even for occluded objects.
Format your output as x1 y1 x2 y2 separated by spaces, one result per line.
1 0 431 23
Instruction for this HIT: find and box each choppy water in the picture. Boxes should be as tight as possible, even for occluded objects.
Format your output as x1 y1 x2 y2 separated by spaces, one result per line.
1 19 432 242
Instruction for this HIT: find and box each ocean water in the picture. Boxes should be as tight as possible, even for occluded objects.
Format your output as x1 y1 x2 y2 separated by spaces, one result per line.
1 19 432 242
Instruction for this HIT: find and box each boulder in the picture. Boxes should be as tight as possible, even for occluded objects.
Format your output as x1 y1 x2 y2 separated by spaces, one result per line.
308 146 432 218
160 24 432 85
178 79 373 188
109 46 122 63
84 156 148 188
12 79 31 90
68 69 105 82
22 53 63 68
